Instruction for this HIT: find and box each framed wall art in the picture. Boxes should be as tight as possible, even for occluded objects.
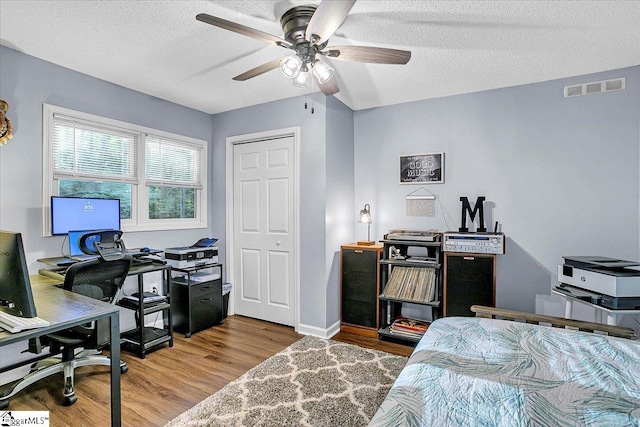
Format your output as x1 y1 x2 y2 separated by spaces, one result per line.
399 152 444 184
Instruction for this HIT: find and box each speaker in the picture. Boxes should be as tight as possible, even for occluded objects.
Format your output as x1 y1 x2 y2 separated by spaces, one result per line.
340 245 382 334
444 253 496 317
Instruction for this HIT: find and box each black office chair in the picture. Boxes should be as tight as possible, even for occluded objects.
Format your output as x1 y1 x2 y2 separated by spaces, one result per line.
0 255 132 407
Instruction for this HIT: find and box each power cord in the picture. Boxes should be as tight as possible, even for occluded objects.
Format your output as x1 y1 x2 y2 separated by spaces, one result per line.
412 188 455 231
60 234 69 257
436 197 455 231
146 312 163 337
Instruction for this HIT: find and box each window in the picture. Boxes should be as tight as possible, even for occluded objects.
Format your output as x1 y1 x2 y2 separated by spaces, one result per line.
43 104 207 235
145 136 200 220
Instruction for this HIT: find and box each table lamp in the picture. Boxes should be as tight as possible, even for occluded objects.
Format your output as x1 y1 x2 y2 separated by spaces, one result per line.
357 203 374 245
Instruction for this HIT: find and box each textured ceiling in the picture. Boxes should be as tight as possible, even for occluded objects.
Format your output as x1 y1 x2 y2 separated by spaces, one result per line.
1 1 639 114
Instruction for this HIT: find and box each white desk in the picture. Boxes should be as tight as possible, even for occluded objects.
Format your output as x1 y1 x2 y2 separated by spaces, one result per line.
552 288 640 326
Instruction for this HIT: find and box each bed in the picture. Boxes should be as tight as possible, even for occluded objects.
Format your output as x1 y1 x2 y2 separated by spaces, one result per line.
370 306 640 426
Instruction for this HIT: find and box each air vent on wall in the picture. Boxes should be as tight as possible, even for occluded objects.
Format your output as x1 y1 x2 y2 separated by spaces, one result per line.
564 78 625 98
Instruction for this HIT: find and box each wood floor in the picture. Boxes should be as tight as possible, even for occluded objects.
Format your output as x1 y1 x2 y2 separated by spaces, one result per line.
6 315 413 426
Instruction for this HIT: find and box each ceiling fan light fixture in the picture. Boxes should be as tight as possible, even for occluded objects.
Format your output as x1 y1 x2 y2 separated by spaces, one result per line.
280 55 303 78
196 2 412 98
292 70 311 88
311 59 334 84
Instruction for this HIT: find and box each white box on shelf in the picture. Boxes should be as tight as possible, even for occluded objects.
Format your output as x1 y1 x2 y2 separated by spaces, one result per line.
187 271 221 282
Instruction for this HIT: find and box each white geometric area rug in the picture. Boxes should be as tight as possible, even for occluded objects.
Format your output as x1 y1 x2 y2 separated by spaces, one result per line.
165 335 407 427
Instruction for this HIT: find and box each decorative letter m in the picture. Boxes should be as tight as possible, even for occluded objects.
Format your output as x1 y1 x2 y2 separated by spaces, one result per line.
459 196 486 232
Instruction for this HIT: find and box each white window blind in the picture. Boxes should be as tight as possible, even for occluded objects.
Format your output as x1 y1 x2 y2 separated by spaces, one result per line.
43 103 208 234
52 114 137 183
145 135 202 188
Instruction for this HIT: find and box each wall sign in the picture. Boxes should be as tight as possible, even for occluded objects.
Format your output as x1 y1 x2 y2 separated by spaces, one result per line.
399 152 444 184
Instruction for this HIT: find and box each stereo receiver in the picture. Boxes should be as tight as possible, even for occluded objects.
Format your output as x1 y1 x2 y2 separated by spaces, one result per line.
443 232 505 254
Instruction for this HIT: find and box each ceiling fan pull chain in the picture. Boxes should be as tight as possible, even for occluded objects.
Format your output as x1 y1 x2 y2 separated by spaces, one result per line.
310 77 315 114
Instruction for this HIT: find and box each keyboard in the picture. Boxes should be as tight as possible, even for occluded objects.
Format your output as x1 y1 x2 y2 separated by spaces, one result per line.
0 311 50 333
71 254 100 262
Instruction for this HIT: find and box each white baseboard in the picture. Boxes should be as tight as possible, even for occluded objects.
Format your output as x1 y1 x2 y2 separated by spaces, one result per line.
297 319 341 339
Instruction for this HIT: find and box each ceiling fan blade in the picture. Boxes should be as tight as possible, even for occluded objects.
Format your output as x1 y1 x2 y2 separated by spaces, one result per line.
324 45 411 64
305 0 357 45
196 13 291 48
314 74 340 96
233 58 282 81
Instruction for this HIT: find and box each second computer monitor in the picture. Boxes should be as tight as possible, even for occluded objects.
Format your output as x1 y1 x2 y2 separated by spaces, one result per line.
69 230 94 257
0 230 38 318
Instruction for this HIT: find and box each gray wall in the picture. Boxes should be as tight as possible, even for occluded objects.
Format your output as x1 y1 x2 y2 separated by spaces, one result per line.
0 46 214 264
211 94 354 330
0 45 215 383
354 66 640 320
2 44 639 334
211 94 330 329
325 96 355 328
0 44 354 333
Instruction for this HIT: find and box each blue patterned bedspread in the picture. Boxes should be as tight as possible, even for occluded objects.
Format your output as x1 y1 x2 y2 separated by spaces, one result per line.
370 317 640 426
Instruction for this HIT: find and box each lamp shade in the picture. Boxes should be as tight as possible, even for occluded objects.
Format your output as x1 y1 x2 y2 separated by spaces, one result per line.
312 60 335 84
358 204 372 224
357 203 373 245
280 55 302 78
292 70 311 88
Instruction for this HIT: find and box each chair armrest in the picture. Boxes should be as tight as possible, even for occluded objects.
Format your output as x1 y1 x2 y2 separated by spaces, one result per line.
470 305 638 340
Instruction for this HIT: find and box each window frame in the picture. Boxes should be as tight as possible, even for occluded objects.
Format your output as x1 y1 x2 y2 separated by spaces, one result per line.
42 104 208 236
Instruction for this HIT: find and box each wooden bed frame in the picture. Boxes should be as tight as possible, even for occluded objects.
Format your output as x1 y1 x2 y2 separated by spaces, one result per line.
471 305 638 340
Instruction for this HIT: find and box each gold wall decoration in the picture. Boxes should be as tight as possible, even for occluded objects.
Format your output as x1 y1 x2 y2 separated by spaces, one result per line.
0 100 14 146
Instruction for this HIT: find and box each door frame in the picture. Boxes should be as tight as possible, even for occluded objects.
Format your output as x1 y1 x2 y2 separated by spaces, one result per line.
225 127 301 332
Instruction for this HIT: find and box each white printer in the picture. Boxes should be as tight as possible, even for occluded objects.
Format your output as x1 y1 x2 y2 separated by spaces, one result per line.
165 238 218 269
556 256 640 309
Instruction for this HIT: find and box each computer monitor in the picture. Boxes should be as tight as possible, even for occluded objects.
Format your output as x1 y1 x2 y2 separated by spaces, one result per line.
68 230 95 257
0 231 38 318
68 229 109 260
51 196 121 236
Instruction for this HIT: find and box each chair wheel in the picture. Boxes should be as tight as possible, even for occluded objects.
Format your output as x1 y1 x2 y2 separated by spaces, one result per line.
121 365 129 374
63 394 77 406
0 399 9 410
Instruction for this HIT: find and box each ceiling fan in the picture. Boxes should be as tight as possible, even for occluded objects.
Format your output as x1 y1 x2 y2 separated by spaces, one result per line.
196 0 411 96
